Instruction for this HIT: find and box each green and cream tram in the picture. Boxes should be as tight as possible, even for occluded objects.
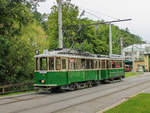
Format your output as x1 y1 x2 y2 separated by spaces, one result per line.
34 49 125 90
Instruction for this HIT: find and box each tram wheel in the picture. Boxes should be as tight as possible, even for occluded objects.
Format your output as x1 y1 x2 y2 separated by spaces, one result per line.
51 87 61 93
69 84 76 91
87 81 92 88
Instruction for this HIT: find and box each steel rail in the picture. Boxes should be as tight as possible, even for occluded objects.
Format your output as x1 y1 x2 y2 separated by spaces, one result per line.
11 75 150 113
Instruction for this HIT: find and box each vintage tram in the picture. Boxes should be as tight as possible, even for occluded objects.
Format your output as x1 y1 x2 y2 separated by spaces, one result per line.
34 49 125 91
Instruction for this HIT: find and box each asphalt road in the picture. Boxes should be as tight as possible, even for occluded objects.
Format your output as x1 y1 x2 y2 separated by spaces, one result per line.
1 73 150 113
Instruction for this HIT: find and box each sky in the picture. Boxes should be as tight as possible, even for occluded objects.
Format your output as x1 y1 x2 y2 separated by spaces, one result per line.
37 0 150 42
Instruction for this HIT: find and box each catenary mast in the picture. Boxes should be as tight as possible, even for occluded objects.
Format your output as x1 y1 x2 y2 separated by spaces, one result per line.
58 0 63 48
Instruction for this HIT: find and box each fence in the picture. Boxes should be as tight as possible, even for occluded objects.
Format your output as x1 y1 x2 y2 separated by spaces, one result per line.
0 81 34 95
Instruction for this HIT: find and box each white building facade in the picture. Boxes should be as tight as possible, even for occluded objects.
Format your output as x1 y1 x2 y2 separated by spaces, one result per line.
123 44 150 72
123 44 150 61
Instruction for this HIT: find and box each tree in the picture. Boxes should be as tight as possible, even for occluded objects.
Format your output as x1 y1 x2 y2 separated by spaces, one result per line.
46 0 79 49
46 0 143 55
0 0 48 84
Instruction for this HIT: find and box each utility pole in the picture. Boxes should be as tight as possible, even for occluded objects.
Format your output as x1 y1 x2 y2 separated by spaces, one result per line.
109 23 112 57
37 0 63 48
120 37 123 56
58 0 63 48
132 44 135 72
66 18 131 55
66 19 131 55
107 19 131 57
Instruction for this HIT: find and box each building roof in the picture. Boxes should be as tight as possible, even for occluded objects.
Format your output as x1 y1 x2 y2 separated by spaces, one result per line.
123 44 150 52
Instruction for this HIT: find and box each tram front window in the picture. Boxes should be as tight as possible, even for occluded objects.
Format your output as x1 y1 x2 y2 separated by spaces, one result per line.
35 58 39 70
40 57 47 70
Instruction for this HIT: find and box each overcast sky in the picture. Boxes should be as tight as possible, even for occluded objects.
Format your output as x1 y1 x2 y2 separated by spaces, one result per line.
37 0 150 42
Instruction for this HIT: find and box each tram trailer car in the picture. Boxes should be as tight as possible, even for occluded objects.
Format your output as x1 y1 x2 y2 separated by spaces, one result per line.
34 49 125 91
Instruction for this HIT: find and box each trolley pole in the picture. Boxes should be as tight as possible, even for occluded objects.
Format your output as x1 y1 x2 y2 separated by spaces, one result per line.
58 0 63 48
109 23 112 57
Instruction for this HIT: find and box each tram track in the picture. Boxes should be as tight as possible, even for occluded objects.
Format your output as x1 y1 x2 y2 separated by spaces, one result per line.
11 75 150 113
0 94 50 106
0 92 37 100
0 75 145 99
0 80 134 105
51 79 150 113
0 75 148 106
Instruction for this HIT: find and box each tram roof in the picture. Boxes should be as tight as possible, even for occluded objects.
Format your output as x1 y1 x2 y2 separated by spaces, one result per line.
35 49 123 60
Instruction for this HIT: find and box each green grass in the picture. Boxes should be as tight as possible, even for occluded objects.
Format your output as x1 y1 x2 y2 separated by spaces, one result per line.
104 93 150 113
0 91 34 97
125 72 144 78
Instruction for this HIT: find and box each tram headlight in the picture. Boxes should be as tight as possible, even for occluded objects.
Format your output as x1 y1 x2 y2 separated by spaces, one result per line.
41 80 45 83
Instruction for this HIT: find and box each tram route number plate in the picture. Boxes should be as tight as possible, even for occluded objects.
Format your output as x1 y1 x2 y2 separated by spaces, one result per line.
40 71 47 74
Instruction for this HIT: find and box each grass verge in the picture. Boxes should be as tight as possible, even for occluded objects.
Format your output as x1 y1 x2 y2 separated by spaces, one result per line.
104 93 150 113
125 72 144 78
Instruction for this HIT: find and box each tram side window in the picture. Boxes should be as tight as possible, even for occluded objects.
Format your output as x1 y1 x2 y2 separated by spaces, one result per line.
99 60 101 69
106 60 109 68
40 57 47 70
91 60 94 69
120 61 123 68
49 58 54 70
108 61 112 68
56 57 61 70
76 59 80 69
69 58 75 70
62 59 66 69
81 59 86 69
97 60 99 69
116 62 120 68
74 59 77 69
112 61 116 68
35 58 39 70
94 60 96 69
95 60 99 69
86 59 91 69
101 60 106 69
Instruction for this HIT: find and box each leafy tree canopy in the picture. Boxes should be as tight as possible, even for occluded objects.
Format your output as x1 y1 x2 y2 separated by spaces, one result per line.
0 0 48 84
46 0 143 54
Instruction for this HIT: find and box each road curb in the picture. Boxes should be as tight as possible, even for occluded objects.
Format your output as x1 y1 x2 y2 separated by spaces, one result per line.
96 86 150 113
96 93 140 113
